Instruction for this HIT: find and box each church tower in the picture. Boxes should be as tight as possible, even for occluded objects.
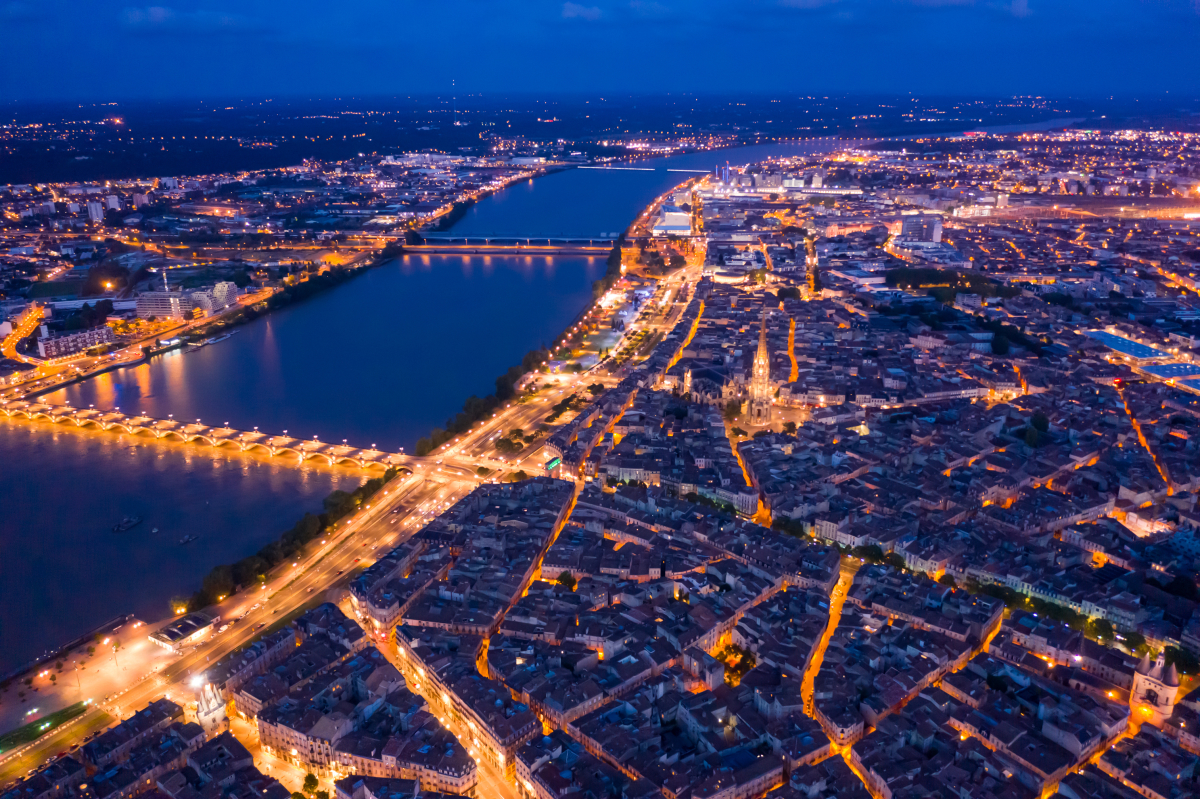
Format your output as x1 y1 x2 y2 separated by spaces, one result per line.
1131 651 1180 725
748 312 772 426
805 238 818 296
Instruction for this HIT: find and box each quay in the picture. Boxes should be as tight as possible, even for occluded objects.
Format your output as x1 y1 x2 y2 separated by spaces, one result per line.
0 400 406 469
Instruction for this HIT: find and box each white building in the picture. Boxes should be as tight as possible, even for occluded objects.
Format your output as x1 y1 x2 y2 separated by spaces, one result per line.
38 325 115 358
188 282 240 316
652 204 692 236
137 289 193 320
87 201 104 223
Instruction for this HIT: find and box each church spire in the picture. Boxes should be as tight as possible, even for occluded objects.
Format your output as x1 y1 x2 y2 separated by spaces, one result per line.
748 310 772 426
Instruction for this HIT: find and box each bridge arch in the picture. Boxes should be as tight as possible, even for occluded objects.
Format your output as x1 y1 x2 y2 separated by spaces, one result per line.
158 430 185 441
334 456 364 468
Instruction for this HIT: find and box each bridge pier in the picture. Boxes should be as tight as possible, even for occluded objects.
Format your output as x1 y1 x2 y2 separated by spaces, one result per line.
0 400 406 471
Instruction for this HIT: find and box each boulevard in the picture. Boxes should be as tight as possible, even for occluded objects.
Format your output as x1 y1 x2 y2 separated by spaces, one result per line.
0 231 698 790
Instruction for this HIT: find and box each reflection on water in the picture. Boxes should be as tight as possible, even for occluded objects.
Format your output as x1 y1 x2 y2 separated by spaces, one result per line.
45 255 601 449
9 142 830 671
449 141 842 239
5 254 598 668
0 416 358 672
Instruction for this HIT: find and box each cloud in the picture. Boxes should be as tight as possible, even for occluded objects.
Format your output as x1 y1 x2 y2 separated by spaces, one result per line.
120 6 265 34
562 2 602 20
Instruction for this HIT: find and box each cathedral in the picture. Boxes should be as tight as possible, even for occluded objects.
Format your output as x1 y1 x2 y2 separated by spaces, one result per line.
747 312 773 425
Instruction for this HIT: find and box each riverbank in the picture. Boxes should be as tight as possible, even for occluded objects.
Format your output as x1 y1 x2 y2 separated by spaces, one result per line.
0 415 360 675
183 465 401 611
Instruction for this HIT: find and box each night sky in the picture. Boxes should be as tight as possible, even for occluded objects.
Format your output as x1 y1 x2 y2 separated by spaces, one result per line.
2 0 1199 100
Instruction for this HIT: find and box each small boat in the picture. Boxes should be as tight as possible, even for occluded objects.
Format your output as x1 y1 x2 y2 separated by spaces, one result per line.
113 516 142 533
151 527 159 534
208 331 237 345
186 340 207 350
179 535 198 545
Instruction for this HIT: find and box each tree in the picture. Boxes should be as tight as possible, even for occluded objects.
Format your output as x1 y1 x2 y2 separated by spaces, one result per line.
731 427 748 437
587 383 605 395
850 545 885 564
1086 618 1114 643
303 774 318 795
782 421 797 434
991 334 1010 355
723 399 741 422
1032 411 1050 433
1024 427 1040 448
557 571 577 591
1122 631 1147 655
1166 646 1200 676
938 574 957 588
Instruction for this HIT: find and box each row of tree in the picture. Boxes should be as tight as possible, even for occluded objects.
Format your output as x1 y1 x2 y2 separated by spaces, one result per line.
414 348 551 456
181 467 400 611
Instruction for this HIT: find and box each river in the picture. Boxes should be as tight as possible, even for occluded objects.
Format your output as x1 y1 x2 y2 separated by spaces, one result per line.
0 418 359 673
1 139 838 675
448 141 846 239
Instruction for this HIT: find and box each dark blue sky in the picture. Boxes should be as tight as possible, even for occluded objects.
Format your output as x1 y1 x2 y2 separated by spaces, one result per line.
3 0 1198 100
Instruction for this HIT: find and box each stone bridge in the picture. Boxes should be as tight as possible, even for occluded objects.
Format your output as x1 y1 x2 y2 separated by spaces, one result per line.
0 400 407 470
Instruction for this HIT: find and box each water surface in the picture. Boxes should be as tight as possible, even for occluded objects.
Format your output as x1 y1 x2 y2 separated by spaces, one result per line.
0 419 357 672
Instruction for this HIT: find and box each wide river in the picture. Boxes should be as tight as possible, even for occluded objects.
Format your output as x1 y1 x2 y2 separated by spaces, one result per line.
0 140 837 674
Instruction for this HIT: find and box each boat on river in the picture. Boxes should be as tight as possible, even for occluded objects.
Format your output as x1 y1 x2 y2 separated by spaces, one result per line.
113 516 142 533
179 534 198 545
207 331 238 346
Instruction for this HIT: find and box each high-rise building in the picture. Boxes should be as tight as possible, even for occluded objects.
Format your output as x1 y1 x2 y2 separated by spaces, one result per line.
188 282 240 316
105 195 120 211
133 193 150 208
136 290 192 319
900 215 943 243
748 312 772 426
87 201 104 223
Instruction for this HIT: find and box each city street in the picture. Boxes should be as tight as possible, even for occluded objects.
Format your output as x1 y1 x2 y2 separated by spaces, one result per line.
0 215 702 795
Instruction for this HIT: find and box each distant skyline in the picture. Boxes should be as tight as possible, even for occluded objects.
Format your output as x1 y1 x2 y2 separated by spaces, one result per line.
2 0 1200 101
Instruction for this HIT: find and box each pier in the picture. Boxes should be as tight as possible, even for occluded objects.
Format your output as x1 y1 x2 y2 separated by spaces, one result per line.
0 400 406 469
